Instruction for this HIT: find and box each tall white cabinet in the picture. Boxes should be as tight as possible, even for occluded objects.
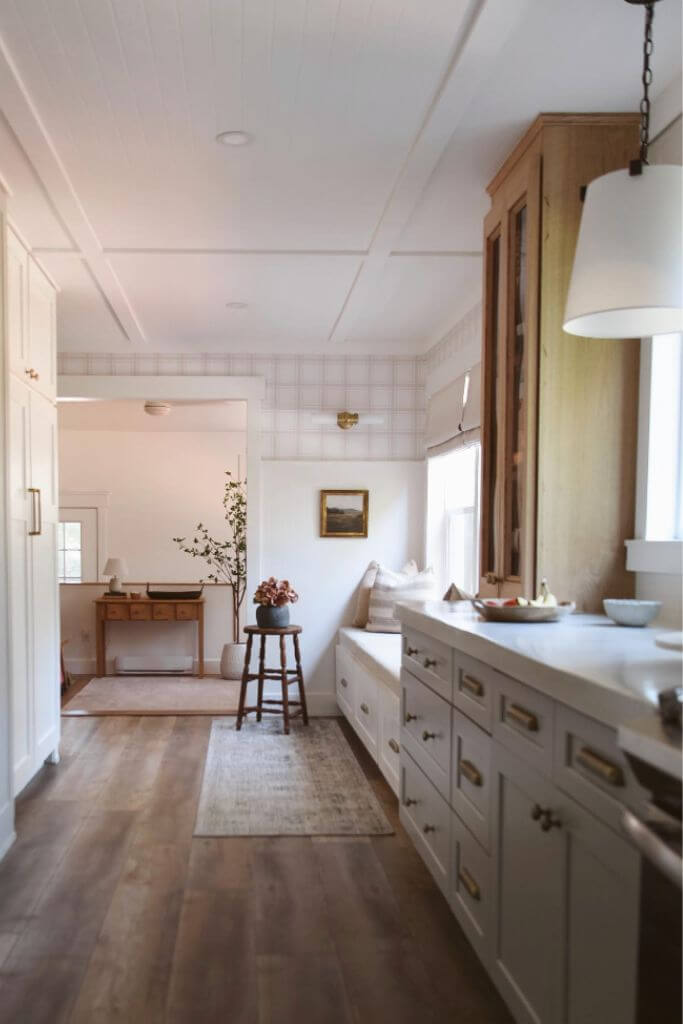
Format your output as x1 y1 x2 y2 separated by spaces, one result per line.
7 227 60 794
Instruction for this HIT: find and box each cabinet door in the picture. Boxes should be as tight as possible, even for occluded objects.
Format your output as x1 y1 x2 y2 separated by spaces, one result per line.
8 379 33 793
27 258 56 402
491 743 564 1024
480 144 541 598
29 392 60 766
7 228 29 382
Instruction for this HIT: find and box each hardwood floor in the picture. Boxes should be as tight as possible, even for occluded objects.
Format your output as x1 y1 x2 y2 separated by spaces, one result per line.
0 714 513 1024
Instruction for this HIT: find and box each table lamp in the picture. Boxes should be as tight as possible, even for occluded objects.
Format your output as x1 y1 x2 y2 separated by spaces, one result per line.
103 557 128 595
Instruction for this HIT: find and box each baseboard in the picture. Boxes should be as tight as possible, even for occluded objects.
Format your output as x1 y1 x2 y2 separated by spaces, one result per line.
66 658 221 676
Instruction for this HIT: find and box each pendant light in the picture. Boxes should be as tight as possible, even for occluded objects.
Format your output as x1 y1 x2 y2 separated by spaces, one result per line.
564 0 683 339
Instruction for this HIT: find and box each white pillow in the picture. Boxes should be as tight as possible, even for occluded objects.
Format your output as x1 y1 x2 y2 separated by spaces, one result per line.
366 565 437 633
352 559 419 628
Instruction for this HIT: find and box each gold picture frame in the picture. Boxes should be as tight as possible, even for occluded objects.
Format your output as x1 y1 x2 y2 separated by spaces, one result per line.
320 489 369 538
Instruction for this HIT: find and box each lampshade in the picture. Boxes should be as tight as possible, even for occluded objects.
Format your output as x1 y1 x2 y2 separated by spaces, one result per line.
103 558 127 578
563 164 683 339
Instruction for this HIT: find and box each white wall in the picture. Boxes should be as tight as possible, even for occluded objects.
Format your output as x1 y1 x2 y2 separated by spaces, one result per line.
261 460 426 713
59 426 247 672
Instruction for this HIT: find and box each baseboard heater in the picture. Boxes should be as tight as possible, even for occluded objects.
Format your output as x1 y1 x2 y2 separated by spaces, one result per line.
114 655 194 675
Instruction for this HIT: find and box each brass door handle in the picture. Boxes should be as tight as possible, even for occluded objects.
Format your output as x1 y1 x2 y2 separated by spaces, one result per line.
406 646 419 656
388 738 400 754
531 804 562 832
459 759 483 787
461 674 484 698
405 712 418 723
28 487 42 536
576 747 624 787
423 824 436 834
506 703 539 732
423 657 437 669
360 702 369 715
422 730 437 742
458 866 481 901
340 677 348 688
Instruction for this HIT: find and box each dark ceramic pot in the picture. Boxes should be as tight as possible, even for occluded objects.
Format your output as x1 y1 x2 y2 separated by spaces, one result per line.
256 604 290 629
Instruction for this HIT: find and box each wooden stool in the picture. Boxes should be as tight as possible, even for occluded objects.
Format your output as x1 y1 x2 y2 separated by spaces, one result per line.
235 625 309 735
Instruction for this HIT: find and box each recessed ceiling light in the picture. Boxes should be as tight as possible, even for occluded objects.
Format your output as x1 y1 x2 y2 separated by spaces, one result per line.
226 301 248 310
216 130 251 147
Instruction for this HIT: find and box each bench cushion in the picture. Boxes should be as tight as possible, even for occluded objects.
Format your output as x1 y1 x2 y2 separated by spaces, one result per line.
337 627 401 694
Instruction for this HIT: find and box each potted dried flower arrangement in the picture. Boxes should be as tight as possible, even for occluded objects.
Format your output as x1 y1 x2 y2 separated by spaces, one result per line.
173 472 247 679
253 577 299 629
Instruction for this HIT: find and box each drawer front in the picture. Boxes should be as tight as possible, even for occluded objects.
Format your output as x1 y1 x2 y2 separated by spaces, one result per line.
450 809 492 969
493 673 554 774
402 628 453 702
452 708 493 850
335 645 355 720
354 668 379 757
129 603 151 621
378 686 401 797
106 603 129 621
452 651 501 734
176 603 198 621
554 705 648 831
401 669 451 801
400 752 451 896
152 603 174 621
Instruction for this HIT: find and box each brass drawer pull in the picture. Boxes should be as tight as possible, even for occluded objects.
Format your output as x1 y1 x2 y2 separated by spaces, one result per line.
340 677 348 688
405 712 418 723
388 738 400 754
404 797 418 807
461 674 484 698
360 702 370 715
576 747 625 787
423 824 436 834
406 645 419 656
506 703 539 732
458 866 481 901
459 759 483 787
422 730 437 742
424 657 437 669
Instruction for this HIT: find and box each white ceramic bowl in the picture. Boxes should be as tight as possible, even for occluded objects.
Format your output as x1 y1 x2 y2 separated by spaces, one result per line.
603 599 661 627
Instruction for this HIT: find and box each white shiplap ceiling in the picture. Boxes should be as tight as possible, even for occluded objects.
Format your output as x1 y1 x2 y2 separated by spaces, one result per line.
0 0 680 355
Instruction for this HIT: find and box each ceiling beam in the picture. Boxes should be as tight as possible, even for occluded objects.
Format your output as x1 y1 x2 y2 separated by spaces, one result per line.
327 0 531 344
0 32 146 345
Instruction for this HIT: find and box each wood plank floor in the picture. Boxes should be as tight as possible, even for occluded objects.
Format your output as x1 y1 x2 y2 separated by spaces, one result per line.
0 714 513 1024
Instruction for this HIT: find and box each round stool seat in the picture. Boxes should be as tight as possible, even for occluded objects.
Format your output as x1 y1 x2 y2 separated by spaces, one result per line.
244 624 302 635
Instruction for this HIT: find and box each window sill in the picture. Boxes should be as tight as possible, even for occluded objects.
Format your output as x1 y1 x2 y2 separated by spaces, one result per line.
625 540 683 575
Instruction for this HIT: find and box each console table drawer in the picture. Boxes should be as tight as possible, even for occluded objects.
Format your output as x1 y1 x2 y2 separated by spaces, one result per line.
106 603 129 621
402 628 453 702
452 708 492 851
176 603 198 621
450 809 492 969
493 674 554 774
400 752 450 896
401 668 451 801
130 603 151 621
152 603 175 620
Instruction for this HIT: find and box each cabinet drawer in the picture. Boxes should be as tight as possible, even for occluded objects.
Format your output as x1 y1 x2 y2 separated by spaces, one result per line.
152 603 174 621
452 708 493 850
335 645 355 720
450 809 492 969
106 603 129 621
493 673 554 774
176 603 198 621
401 669 451 801
129 603 151 621
402 628 453 702
452 651 503 734
400 752 451 896
354 668 379 758
378 686 401 797
554 705 647 832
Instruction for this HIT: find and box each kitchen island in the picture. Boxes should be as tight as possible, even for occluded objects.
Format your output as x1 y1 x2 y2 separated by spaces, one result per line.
395 600 681 1024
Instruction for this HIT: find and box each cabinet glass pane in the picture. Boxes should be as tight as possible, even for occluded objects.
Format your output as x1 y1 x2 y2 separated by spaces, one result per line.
506 204 527 580
482 231 501 577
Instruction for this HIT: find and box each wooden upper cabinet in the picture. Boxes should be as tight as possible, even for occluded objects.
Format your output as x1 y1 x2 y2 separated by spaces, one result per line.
479 115 640 609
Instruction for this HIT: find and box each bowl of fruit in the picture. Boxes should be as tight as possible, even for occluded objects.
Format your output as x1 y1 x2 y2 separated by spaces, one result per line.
471 580 575 623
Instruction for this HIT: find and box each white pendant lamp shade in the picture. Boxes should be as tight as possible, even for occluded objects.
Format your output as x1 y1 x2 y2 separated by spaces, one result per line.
564 164 683 338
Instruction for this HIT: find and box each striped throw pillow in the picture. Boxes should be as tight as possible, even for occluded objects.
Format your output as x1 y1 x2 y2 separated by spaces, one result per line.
366 565 437 633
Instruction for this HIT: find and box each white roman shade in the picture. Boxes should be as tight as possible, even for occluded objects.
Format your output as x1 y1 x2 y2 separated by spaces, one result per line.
425 363 481 455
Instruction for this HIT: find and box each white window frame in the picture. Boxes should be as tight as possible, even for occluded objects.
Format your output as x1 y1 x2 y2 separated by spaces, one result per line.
626 337 683 576
58 490 110 582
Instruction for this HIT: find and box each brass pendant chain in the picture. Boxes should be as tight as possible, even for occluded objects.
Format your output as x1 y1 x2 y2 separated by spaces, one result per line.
639 2 655 166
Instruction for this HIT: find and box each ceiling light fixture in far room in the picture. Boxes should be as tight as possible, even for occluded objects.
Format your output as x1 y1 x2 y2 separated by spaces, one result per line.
310 412 386 430
226 301 248 310
564 0 683 339
143 401 171 417
215 130 251 147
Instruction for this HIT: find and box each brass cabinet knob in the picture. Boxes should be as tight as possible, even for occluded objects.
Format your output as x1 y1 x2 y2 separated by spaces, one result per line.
423 824 436 834
405 712 418 723
360 702 369 715
340 677 348 688
406 645 419 656
404 797 418 807
531 804 562 831
424 657 437 669
387 738 400 754
422 730 437 742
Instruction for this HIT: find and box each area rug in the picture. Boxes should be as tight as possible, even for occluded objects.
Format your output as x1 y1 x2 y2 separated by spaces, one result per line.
194 718 393 837
62 675 241 716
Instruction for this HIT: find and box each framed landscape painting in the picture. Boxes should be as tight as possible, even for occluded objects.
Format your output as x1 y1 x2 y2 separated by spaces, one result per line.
320 489 369 538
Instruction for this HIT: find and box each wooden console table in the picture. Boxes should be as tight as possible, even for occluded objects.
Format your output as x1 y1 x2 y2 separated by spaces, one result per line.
94 598 205 678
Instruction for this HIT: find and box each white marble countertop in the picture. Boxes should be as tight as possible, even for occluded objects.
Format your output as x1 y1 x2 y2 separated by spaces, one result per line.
397 601 682 734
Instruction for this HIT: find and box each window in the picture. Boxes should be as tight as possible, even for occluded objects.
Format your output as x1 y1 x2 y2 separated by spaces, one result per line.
427 442 481 597
57 521 83 583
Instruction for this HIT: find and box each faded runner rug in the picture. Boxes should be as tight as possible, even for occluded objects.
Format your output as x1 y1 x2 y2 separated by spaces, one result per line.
194 718 393 837
62 675 240 716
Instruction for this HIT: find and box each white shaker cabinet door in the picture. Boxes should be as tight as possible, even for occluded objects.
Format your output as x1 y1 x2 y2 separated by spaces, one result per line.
27 257 56 402
29 392 60 767
7 228 29 382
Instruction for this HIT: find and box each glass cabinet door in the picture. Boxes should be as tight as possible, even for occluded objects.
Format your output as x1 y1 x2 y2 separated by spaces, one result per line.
505 202 527 583
480 227 502 592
